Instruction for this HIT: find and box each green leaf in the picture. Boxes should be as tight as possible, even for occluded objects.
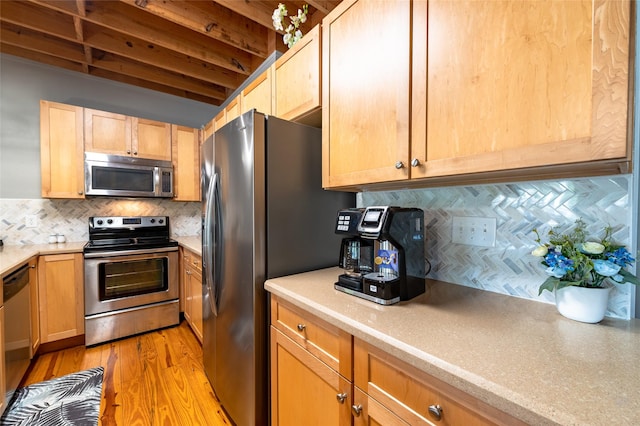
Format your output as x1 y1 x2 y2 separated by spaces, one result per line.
538 277 559 295
616 269 639 286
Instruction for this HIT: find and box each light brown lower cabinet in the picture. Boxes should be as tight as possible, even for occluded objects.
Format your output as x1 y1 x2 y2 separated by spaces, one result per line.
270 296 526 426
270 296 352 426
354 338 526 426
37 253 84 343
182 248 203 343
270 327 352 425
28 256 40 357
0 305 6 417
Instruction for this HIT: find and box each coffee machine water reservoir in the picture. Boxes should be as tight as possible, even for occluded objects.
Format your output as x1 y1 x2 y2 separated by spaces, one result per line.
334 206 425 305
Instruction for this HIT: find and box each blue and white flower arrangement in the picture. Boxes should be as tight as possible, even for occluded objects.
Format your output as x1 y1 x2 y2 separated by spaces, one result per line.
531 219 638 295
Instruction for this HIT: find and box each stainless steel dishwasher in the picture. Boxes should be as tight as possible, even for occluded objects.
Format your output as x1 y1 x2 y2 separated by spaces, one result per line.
3 263 31 405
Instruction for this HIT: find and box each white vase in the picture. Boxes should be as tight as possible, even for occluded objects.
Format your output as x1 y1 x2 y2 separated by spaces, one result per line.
554 285 612 323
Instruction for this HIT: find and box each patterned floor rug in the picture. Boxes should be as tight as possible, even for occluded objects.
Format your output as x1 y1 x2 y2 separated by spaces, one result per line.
1 366 103 426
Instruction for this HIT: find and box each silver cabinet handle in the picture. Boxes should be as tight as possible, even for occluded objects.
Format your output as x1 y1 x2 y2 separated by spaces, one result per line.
351 404 362 417
336 393 347 404
395 161 404 169
411 158 420 167
296 324 306 332
428 404 442 421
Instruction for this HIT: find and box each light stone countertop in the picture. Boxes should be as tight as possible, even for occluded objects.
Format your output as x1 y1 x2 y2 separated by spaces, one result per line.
265 267 640 426
173 236 201 255
0 242 86 276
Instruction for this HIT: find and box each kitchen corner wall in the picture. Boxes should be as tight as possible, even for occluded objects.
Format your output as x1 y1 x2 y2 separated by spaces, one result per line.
0 198 200 244
359 175 634 320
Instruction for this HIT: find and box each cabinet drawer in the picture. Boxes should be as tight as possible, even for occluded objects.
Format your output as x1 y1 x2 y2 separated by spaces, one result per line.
183 250 202 273
354 338 525 426
271 296 352 379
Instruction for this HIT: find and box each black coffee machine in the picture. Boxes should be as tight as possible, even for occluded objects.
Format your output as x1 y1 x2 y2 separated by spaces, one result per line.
334 206 425 305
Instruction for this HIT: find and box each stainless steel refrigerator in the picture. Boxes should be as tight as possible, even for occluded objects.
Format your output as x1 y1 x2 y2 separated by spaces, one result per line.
201 110 354 425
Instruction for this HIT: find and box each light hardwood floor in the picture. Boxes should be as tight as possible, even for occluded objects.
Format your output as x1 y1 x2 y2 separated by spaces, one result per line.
22 321 232 425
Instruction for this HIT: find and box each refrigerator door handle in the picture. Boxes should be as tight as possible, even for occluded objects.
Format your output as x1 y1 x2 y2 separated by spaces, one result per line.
204 171 220 316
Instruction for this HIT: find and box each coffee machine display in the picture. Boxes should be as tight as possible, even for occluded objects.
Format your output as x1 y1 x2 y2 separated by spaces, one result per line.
334 206 425 305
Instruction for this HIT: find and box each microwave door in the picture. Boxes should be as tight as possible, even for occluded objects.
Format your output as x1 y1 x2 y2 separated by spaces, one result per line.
85 161 157 197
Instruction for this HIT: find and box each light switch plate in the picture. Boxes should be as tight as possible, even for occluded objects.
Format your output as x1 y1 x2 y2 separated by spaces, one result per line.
452 216 497 247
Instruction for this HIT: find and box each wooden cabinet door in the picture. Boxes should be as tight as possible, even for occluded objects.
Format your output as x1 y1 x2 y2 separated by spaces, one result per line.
37 253 84 343
275 24 321 122
322 0 411 188
412 0 631 179
28 257 39 357
133 118 172 160
84 108 132 155
189 265 203 343
213 109 226 132
242 65 274 115
270 327 352 426
40 100 85 199
203 118 214 142
225 97 241 124
0 306 5 417
172 125 200 201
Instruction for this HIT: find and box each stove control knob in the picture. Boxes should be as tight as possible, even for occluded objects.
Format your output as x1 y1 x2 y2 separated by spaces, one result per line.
150 218 156 223
107 219 113 224
96 219 103 225
158 219 164 224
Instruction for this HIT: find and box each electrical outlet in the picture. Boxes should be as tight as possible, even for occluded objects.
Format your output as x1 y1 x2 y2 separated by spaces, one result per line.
452 216 497 247
25 214 39 228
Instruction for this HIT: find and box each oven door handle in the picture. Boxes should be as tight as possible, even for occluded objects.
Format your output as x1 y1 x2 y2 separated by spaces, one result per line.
83 246 179 258
204 171 220 316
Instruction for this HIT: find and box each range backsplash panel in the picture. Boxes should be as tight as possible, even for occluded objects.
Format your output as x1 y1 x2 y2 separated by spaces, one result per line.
358 176 634 320
0 198 200 244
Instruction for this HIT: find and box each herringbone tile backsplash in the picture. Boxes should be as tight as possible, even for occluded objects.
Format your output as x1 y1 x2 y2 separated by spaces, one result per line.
359 176 634 319
1 175 634 319
0 198 200 245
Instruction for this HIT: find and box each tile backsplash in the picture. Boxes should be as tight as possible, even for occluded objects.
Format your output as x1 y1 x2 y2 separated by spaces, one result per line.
358 175 634 320
0 198 200 244
1 175 634 320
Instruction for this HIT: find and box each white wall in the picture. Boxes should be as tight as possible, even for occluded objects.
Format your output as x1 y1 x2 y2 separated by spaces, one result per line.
0 54 218 199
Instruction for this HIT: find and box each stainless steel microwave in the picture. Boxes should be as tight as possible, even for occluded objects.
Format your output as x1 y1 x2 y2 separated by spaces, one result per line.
84 152 174 198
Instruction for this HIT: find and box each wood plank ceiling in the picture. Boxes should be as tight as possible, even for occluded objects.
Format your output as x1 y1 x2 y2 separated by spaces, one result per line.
0 0 341 106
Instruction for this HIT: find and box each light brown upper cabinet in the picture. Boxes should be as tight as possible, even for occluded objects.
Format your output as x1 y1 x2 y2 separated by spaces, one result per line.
171 125 200 202
322 0 632 190
213 109 226 132
224 97 242 125
322 0 411 188
241 65 275 116
84 108 172 161
275 24 322 125
412 0 632 180
40 100 85 199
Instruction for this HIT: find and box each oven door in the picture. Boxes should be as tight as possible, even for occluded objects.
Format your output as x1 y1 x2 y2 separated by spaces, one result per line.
84 247 179 316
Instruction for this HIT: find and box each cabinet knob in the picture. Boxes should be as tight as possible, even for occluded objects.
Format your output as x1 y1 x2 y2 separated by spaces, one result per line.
395 161 404 169
133 151 138 155
296 324 306 332
351 404 362 417
78 191 84 195
127 150 131 154
428 404 443 421
411 158 421 167
336 393 347 404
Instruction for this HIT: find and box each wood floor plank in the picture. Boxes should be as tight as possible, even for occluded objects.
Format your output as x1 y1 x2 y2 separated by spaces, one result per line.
21 321 231 426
